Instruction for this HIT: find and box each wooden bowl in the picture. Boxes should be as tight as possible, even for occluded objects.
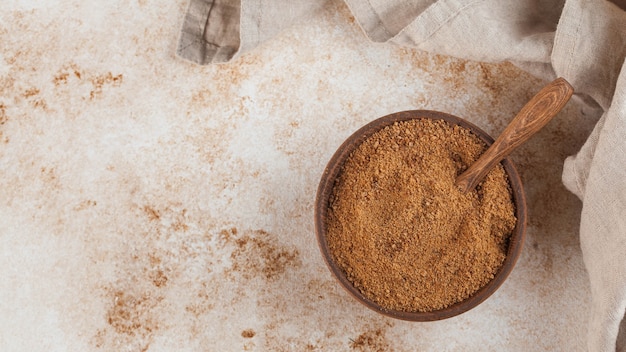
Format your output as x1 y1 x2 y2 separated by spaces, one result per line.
314 110 527 321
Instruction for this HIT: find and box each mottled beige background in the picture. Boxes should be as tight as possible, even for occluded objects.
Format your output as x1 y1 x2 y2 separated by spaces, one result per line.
0 0 599 351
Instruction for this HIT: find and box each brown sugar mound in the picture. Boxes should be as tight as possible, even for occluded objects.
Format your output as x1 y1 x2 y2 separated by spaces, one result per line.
325 118 516 312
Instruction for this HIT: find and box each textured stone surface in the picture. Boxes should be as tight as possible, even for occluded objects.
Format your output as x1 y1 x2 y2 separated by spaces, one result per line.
0 0 598 351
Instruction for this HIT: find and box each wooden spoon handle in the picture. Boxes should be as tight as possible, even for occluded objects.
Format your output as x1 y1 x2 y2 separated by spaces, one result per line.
455 77 574 194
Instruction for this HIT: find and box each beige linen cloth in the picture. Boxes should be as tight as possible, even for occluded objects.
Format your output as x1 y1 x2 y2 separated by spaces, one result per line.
177 0 626 350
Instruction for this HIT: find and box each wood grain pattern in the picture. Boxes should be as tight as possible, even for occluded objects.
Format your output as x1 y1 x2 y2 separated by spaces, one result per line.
455 78 574 194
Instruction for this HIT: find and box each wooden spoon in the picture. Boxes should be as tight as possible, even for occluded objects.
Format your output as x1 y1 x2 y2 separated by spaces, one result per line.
455 77 574 194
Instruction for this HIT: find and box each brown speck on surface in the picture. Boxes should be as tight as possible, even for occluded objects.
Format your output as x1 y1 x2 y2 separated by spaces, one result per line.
241 329 256 338
477 62 526 101
150 270 168 287
229 229 301 281
0 103 7 125
218 227 238 242
5 49 22 65
143 205 160 221
40 166 59 186
184 281 217 317
92 329 105 348
350 328 391 352
53 63 83 86
90 72 123 99
74 200 97 211
53 72 69 86
171 210 189 232
106 291 161 336
32 99 48 110
148 253 161 266
23 87 40 98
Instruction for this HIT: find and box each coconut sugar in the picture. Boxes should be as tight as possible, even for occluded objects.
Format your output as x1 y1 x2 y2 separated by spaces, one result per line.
325 118 516 312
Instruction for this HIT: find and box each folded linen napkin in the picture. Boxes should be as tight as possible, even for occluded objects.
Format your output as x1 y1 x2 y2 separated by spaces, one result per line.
177 1 626 350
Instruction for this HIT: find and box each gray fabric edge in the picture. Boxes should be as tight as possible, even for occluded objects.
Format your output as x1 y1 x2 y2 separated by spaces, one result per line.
343 0 485 45
580 59 626 352
394 0 483 46
176 0 240 65
342 0 394 42
238 0 262 57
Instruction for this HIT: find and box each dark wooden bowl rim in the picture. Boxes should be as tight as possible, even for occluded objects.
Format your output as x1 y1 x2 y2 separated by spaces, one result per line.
314 110 527 321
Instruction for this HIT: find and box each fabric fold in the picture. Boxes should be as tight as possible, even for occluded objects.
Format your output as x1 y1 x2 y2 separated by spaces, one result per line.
178 0 241 65
177 0 328 64
577 60 626 351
